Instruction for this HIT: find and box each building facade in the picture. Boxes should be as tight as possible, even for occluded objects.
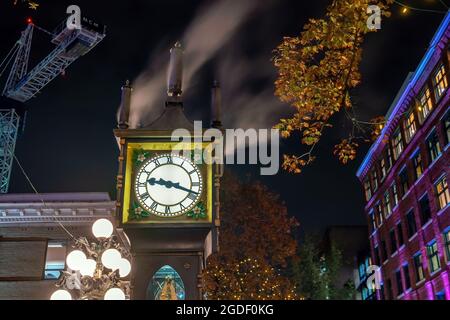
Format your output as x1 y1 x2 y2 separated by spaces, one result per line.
0 193 115 300
357 13 450 300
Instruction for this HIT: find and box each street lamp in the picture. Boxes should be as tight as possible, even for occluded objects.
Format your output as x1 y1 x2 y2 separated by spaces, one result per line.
50 219 131 300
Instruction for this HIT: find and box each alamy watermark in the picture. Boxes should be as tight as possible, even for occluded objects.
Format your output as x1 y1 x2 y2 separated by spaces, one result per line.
171 121 280 176
67 5 82 30
367 5 382 30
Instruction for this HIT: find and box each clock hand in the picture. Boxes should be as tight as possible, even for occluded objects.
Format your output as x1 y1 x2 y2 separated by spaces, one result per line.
172 182 199 195
148 178 198 195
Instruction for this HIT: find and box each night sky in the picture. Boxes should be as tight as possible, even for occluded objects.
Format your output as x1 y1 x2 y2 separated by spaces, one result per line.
0 0 445 233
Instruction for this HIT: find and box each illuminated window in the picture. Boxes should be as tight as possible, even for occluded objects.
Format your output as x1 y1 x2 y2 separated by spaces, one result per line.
380 148 392 180
413 253 425 283
406 210 417 239
444 229 450 262
412 150 423 181
384 191 392 217
419 194 431 226
369 210 377 233
376 202 384 226
427 241 441 274
372 169 379 192
364 178 372 202
432 62 448 101
443 111 450 145
391 183 399 208
148 265 185 300
392 129 404 161
44 242 67 280
404 110 417 144
435 176 450 210
427 130 442 163
418 87 433 124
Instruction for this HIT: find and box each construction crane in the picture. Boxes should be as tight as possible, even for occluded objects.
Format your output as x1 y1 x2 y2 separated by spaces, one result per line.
0 16 106 193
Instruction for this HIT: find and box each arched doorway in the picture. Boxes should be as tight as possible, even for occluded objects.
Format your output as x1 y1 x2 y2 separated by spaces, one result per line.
147 265 186 300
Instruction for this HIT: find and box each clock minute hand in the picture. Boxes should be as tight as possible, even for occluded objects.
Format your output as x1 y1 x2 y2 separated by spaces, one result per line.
172 182 198 195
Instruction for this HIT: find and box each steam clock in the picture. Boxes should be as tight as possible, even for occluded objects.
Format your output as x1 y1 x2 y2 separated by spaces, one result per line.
114 43 222 300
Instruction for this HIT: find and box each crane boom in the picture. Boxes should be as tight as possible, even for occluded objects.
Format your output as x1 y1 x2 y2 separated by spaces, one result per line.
0 17 106 193
3 21 105 102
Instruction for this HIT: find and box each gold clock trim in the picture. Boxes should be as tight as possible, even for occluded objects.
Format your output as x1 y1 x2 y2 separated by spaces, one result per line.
122 142 213 224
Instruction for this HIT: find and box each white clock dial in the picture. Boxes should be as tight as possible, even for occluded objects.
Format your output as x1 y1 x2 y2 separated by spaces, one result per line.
134 154 203 217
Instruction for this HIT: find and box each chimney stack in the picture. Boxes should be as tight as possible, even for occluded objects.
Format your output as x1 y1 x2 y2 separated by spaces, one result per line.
167 41 183 104
118 80 132 129
211 81 222 128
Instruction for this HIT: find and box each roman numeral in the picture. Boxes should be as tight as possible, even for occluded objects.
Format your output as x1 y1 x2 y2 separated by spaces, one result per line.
189 170 196 175
188 193 197 201
154 159 161 166
141 192 150 201
167 156 173 164
138 182 147 188
165 206 171 215
180 204 186 211
150 202 158 211
192 182 200 187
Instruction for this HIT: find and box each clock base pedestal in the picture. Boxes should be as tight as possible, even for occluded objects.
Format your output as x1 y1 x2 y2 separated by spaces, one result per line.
124 226 212 300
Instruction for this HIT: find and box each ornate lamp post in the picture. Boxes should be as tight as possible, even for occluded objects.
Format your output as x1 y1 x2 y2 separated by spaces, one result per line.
50 219 131 300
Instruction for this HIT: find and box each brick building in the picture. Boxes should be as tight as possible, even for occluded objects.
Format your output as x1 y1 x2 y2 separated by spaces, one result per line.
357 13 450 300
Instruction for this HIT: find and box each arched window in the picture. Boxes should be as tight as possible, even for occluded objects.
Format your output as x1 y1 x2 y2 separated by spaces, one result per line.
148 265 185 300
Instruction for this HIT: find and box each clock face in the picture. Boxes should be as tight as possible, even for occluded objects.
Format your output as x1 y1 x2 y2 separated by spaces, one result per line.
134 154 203 217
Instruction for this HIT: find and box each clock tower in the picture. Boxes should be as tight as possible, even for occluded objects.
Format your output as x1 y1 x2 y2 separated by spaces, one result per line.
114 43 222 300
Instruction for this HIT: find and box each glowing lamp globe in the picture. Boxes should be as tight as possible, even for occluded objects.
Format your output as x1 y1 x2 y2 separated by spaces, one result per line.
80 259 97 277
101 249 122 270
92 219 114 239
118 258 131 278
66 250 87 271
104 288 125 300
50 290 72 300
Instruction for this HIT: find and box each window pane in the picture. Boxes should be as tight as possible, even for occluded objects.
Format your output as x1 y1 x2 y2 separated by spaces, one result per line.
435 176 450 210
364 178 372 201
44 242 66 280
444 230 450 262
399 169 409 197
418 87 434 124
392 129 404 160
392 184 399 208
396 270 404 296
404 111 417 144
427 242 441 274
397 223 404 247
384 191 392 217
427 130 442 163
432 63 448 101
414 254 425 283
419 195 431 225
406 210 417 238
443 112 450 145
412 151 423 181
390 229 398 254
403 264 411 290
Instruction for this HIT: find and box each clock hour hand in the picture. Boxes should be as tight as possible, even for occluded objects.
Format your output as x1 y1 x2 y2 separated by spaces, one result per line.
148 178 198 195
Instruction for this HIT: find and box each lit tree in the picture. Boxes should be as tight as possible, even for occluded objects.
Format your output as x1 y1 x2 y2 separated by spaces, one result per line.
203 174 299 300
293 235 355 300
273 0 393 173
